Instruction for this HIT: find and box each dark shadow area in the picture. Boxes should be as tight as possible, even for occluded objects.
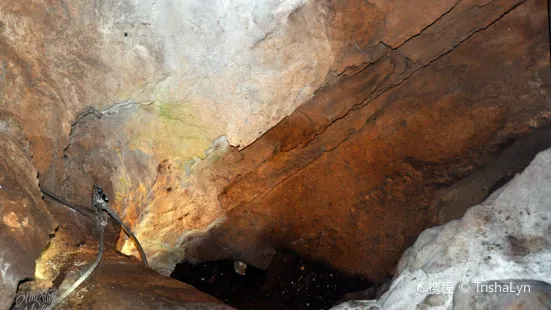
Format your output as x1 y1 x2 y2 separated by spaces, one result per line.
171 250 372 310
434 125 551 224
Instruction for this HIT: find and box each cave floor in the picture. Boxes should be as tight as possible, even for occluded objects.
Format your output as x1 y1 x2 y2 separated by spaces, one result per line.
171 250 373 310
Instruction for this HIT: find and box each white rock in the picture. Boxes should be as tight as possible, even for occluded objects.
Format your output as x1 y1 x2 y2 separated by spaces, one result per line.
332 147 551 310
2 0 333 152
91 0 334 148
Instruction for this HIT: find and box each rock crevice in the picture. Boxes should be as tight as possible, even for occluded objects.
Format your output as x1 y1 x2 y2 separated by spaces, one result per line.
1 0 550 307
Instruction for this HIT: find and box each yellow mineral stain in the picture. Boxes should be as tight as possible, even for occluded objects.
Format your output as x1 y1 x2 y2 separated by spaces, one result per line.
121 239 137 256
3 212 21 228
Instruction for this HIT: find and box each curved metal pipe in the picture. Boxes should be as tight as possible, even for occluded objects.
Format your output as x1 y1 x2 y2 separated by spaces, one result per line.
102 206 148 267
39 186 148 308
45 213 106 310
41 188 94 218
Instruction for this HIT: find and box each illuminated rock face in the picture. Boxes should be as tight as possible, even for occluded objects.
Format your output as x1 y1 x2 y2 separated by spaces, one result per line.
1 0 551 295
331 147 551 310
182 0 551 280
0 0 337 169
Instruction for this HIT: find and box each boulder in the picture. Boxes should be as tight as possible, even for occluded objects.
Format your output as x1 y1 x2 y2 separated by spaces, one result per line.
331 147 551 309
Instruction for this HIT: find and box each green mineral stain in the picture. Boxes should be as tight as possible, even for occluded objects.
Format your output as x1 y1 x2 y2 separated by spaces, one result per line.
127 101 220 170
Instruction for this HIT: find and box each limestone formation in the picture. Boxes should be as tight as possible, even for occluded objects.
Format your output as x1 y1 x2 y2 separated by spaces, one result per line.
331 147 551 309
1 0 551 308
20 0 551 278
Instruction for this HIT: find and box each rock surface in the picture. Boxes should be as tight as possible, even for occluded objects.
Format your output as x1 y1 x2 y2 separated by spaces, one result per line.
52 0 551 279
53 258 235 310
451 280 551 309
14 198 233 310
0 0 333 163
167 0 551 278
2 0 551 295
0 129 56 308
331 147 551 309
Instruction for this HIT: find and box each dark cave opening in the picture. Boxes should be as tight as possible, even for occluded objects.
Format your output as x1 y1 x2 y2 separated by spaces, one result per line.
170 250 373 310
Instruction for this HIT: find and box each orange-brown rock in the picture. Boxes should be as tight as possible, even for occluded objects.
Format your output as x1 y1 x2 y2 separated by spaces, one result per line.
50 258 234 310
6 0 550 287
0 122 56 308
183 0 551 280
20 199 233 310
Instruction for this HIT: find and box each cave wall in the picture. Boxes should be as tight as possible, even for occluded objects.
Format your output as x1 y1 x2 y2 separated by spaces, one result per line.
185 0 551 279
333 146 551 309
1 0 550 289
0 127 56 307
57 0 551 279
0 0 338 191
